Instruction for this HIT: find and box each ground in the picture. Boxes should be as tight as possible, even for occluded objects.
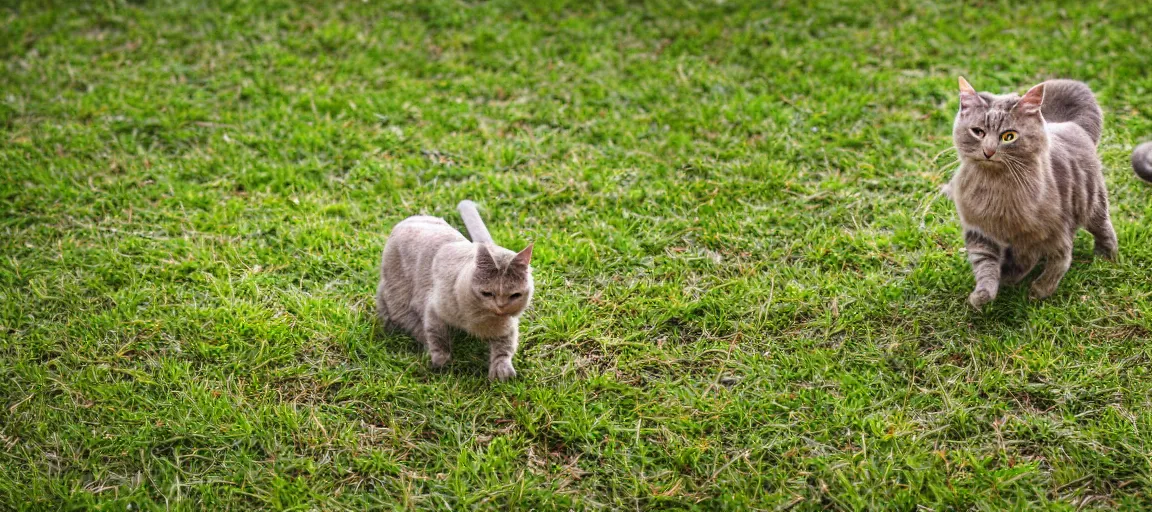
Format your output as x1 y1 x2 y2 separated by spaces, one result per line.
2 0 1152 510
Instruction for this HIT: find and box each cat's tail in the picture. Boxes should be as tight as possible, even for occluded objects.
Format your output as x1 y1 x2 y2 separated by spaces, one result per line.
457 200 495 244
1040 79 1103 146
1133 142 1152 183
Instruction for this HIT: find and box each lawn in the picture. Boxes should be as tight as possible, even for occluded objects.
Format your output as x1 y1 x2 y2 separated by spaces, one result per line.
2 0 1152 509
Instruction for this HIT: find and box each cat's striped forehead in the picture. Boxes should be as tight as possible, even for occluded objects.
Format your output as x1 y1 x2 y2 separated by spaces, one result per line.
976 93 1021 128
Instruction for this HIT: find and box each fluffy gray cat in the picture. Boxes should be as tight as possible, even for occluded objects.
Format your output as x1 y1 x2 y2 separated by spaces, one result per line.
947 77 1116 309
375 200 534 381
1133 142 1152 182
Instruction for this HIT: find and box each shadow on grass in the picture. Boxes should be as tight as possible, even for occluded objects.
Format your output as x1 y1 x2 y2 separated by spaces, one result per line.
358 305 500 382
960 242 1112 334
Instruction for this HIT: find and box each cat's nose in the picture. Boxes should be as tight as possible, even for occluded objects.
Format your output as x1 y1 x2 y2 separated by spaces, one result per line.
983 148 996 159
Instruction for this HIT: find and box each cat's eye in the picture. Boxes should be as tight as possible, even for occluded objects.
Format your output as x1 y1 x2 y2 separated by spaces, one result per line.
1000 130 1018 143
970 128 985 138
481 291 494 298
510 293 522 299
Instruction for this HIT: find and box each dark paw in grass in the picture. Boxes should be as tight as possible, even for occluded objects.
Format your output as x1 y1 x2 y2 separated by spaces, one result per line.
429 351 451 369
1094 244 1118 262
1028 282 1057 301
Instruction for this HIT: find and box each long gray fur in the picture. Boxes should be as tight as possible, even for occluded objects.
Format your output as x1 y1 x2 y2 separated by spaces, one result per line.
948 77 1116 309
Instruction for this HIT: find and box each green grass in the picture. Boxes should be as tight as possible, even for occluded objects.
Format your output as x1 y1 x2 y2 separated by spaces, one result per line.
2 0 1152 509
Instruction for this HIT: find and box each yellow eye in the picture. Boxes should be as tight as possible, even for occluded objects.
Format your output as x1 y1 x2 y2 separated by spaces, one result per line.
1001 131 1018 143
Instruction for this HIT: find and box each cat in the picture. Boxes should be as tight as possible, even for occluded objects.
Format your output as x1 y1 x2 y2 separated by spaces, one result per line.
947 77 1116 309
375 200 534 381
1133 142 1152 182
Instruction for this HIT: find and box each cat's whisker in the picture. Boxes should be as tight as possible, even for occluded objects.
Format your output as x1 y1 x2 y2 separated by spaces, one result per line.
1000 156 1025 189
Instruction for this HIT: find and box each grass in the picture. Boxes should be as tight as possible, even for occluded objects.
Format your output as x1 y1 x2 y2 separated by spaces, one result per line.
2 0 1152 509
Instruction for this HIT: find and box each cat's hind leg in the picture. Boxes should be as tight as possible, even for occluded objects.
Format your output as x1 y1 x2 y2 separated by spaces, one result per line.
376 279 421 336
1030 241 1073 300
374 279 392 324
1086 209 1118 260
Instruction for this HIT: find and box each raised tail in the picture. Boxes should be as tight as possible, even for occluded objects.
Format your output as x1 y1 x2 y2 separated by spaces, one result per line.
1134 142 1152 183
1040 79 1103 146
457 200 495 244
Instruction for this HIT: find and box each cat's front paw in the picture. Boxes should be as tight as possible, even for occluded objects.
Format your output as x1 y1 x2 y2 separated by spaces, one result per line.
429 350 452 369
488 360 517 382
968 288 995 310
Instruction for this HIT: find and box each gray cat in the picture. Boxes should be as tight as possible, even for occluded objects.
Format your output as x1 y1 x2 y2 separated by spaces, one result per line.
947 77 1116 309
375 200 534 380
1133 142 1152 182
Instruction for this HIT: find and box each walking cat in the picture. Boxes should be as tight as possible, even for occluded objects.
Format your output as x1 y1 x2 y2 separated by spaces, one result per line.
375 200 534 380
948 77 1116 309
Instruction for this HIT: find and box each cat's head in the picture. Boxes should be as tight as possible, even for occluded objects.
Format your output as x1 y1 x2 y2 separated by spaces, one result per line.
471 243 534 317
953 77 1047 164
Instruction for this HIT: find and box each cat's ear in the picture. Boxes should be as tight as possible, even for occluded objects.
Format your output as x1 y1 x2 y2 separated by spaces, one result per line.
511 243 533 267
1015 83 1045 115
475 243 498 274
958 76 985 111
